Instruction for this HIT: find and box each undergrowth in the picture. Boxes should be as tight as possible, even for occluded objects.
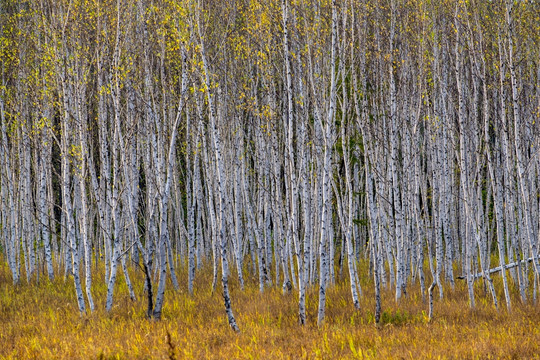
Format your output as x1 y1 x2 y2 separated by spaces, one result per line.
1 260 540 359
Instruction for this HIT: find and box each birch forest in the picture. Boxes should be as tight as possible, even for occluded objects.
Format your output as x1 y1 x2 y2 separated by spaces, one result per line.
1 0 540 358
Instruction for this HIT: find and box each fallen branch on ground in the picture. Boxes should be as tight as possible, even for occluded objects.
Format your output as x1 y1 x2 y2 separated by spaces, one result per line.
457 256 540 280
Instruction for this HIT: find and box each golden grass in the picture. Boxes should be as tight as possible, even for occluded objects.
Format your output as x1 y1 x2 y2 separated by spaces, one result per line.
1 259 540 359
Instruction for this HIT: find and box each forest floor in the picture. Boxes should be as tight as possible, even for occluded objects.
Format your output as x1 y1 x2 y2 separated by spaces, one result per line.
1 261 540 359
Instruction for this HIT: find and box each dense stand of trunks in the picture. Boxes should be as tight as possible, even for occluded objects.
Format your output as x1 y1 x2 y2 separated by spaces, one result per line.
0 0 539 328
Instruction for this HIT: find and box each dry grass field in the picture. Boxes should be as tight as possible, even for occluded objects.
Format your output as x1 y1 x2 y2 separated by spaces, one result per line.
1 260 540 359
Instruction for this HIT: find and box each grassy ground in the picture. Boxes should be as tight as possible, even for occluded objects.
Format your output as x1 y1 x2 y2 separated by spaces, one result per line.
1 260 540 359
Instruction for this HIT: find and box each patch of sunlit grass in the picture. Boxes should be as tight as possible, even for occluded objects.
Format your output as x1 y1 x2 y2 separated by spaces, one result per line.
1 259 540 359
